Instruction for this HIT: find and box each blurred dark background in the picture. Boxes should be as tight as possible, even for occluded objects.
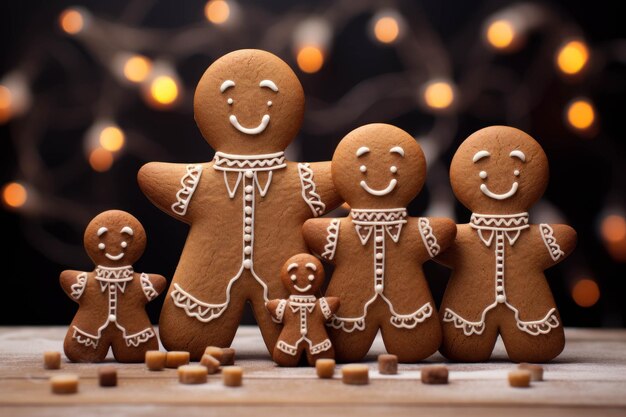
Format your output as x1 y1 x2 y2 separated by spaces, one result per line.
1 0 625 327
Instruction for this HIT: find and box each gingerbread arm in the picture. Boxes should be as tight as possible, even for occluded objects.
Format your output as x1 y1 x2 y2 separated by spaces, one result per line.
139 273 168 302
137 162 205 223
297 161 343 217
320 296 339 318
416 217 457 262
59 270 88 302
303 218 341 263
538 223 577 269
266 299 288 323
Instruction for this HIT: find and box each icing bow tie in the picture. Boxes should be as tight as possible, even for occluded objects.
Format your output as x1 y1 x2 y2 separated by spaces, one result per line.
470 212 530 246
350 209 408 245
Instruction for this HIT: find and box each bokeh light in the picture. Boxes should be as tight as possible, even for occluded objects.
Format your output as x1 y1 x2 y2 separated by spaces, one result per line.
0 85 12 123
89 148 114 172
422 80 455 110
373 16 400 44
572 278 600 308
486 19 516 50
205 0 230 24
557 40 589 75
59 8 84 35
296 46 324 74
99 126 125 152
600 214 626 262
123 55 152 83
566 98 595 131
149 75 179 107
2 182 28 209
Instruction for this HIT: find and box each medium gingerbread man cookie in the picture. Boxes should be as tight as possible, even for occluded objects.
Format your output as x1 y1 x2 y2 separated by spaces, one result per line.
60 210 167 363
303 123 456 363
436 126 577 362
138 49 341 359
266 254 339 366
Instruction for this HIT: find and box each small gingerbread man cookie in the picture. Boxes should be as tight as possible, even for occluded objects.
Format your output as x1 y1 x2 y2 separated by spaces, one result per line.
303 123 456 362
60 210 167 363
436 126 577 363
138 49 341 359
266 254 339 367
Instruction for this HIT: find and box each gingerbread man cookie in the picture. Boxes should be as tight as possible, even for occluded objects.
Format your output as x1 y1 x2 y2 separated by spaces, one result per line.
60 210 166 363
266 254 339 366
303 123 456 362
436 126 577 362
138 49 341 359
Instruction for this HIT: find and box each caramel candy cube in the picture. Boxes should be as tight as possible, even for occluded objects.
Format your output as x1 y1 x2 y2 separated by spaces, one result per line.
518 363 543 381
316 358 336 379
222 366 243 387
50 374 79 394
145 351 167 371
200 354 221 374
341 364 369 385
178 365 208 384
165 351 190 368
98 366 117 387
221 347 236 365
508 370 531 388
378 354 398 375
43 351 61 370
204 346 224 363
421 365 449 384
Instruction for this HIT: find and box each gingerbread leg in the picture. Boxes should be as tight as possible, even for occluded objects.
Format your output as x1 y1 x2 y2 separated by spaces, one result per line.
111 328 159 363
380 314 441 362
63 324 111 363
438 309 499 362
306 345 335 367
248 283 282 355
272 345 303 367
499 311 565 363
329 320 379 363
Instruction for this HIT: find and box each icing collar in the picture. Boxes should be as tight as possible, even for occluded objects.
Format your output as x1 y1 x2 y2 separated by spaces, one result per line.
351 208 407 244
213 151 286 172
470 212 529 246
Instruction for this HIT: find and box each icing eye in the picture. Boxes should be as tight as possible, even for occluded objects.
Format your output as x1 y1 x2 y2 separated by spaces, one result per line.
360 165 367 173
121 241 127 249
290 274 297 282
227 98 233 105
390 166 397 174
514 170 520 176
267 101 272 106
479 171 488 179
308 274 315 281
98 243 105 250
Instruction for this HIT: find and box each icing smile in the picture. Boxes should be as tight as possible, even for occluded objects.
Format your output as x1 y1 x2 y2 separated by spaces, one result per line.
294 284 312 293
105 252 125 261
480 182 519 200
360 179 397 196
229 114 270 135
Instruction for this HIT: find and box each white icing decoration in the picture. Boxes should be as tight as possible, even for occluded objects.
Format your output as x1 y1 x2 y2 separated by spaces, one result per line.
259 79 278 91
105 252 124 261
509 150 526 162
294 284 312 293
540 224 565 261
389 146 404 156
443 213 559 337
390 166 397 173
227 98 233 105
472 150 491 163
70 272 88 300
229 114 270 135
98 243 105 250
121 226 133 236
140 272 158 301
480 182 518 200
356 147 370 157
171 164 203 216
287 263 299 272
305 263 316 271
297 163 326 217
479 170 487 179
417 217 441 258
267 101 272 106
360 165 367 173
320 219 340 261
272 299 287 323
360 179 397 196
276 295 332 357
307 274 315 281
319 297 332 320
97 227 108 237
171 152 287 324
220 80 235 93
514 169 520 176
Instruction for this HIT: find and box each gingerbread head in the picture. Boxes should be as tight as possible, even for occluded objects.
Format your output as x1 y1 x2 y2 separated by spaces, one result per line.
193 49 305 154
449 126 548 214
331 123 426 209
280 253 324 297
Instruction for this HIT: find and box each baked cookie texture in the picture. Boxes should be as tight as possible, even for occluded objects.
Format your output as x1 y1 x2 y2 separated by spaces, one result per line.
138 49 341 359
60 210 166 363
266 253 339 366
303 123 456 363
436 126 577 363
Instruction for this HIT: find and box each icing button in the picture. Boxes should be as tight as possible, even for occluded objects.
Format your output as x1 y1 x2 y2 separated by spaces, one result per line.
245 218 252 225
375 268 383 275
300 328 307 336
244 226 252 233
243 259 252 269
108 314 116 322
244 207 252 215
496 295 506 303
375 284 383 294
244 246 252 255
245 195 253 202
375 236 383 243
375 253 383 260
244 234 252 242
496 286 504 292
245 170 253 178
244 185 253 193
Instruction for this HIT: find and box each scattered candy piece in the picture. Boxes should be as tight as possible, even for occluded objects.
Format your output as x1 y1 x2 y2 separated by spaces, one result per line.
200 354 221 374
98 366 117 387
178 364 208 384
166 351 190 368
342 364 369 385
316 358 336 379
145 350 167 371
508 370 532 388
378 354 398 375
43 351 61 370
518 363 543 381
50 374 79 394
421 365 449 384
222 366 243 387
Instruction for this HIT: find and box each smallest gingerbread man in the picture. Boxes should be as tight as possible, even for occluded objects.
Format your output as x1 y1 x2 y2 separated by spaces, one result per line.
60 210 167 363
266 254 339 366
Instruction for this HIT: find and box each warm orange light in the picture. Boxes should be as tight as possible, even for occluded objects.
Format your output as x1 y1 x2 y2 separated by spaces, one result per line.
123 55 152 83
572 278 600 308
89 148 114 172
374 16 400 44
149 76 179 106
296 46 324 74
0 85 11 123
486 19 515 49
557 40 589 75
99 126 125 152
566 99 595 130
423 81 455 110
205 0 230 24
2 182 27 208
601 215 626 244
59 8 84 35
340 202 351 211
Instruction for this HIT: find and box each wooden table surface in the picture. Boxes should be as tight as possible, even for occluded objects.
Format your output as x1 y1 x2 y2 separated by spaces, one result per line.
1 326 625 416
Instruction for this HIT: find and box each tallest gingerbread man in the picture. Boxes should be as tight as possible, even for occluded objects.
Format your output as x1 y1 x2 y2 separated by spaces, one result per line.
138 50 341 358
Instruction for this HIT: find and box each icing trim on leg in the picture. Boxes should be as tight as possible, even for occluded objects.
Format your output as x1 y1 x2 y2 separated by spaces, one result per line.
170 283 229 323
442 302 497 336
